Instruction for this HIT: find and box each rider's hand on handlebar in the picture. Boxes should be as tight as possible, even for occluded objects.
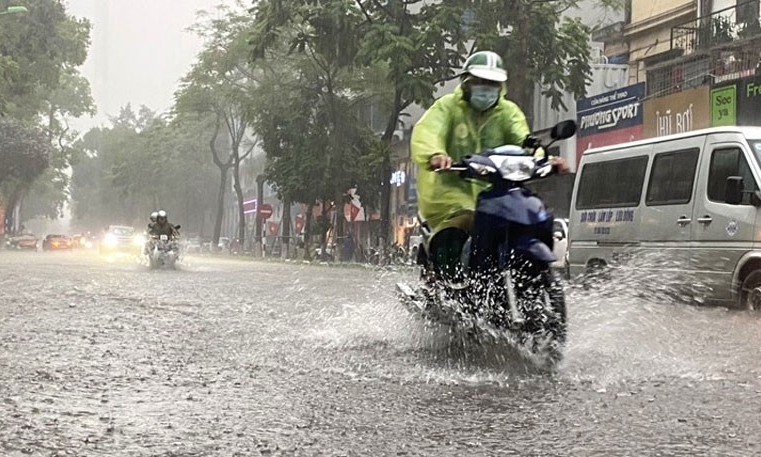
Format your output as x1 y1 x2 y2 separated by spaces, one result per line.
429 154 452 170
551 156 571 175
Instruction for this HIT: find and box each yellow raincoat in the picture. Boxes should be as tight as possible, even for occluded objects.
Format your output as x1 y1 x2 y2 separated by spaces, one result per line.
411 84 531 233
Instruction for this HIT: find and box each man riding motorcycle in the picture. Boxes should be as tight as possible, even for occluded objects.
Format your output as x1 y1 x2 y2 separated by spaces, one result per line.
148 210 178 238
410 50 569 281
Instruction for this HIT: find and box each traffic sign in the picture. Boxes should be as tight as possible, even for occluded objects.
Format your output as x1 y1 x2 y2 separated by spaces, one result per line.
259 203 273 219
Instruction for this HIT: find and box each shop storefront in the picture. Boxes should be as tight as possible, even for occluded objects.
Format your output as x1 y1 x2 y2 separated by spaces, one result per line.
643 85 710 138
575 82 645 165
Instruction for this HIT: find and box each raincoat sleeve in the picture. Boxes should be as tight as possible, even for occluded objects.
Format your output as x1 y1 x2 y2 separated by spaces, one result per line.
411 98 451 167
502 100 531 146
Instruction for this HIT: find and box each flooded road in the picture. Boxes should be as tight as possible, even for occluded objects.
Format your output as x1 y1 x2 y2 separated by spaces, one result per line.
1 251 761 456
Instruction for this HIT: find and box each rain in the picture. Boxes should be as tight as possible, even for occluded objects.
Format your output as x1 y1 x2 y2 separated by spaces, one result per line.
2 0 761 455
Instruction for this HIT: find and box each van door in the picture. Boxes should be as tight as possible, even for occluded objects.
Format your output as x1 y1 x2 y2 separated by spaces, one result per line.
691 138 760 301
639 140 701 280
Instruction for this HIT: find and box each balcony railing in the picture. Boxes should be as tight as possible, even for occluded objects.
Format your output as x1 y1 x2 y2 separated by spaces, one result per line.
671 0 761 53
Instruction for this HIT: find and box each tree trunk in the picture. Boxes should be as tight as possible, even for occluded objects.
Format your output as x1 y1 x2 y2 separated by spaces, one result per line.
212 167 229 249
379 87 404 261
507 0 535 124
281 196 291 259
334 191 345 261
232 153 246 248
254 174 265 257
302 202 314 260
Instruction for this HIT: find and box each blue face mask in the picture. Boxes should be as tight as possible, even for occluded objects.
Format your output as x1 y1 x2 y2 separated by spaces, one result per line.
469 85 500 112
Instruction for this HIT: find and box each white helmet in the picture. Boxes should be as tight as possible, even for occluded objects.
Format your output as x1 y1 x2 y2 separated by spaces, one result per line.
461 51 508 82
150 211 158 222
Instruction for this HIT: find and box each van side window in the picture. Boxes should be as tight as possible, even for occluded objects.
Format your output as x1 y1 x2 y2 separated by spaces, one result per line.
707 148 758 205
646 148 699 206
576 156 648 210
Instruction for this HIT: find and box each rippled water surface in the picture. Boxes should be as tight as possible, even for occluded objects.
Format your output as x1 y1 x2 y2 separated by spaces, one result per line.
1 252 760 456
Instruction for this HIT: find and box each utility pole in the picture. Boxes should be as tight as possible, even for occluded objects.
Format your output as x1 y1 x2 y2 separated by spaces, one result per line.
254 174 265 257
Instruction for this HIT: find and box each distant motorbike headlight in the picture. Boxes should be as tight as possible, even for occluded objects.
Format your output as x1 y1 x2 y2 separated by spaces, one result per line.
103 233 118 248
133 234 146 247
490 155 536 182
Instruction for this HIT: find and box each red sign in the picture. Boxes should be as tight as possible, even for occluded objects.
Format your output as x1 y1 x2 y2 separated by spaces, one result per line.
576 125 644 166
259 203 273 219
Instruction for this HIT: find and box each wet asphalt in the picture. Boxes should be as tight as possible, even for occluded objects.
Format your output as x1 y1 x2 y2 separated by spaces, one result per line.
1 251 761 456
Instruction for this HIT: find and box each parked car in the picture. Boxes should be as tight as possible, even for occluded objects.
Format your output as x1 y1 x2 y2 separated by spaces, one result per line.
5 234 38 250
182 237 202 254
42 234 73 251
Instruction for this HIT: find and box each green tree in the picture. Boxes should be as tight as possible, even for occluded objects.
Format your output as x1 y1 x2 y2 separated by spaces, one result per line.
0 119 51 231
21 67 96 221
249 0 602 247
249 1 387 257
0 0 91 119
465 0 594 118
0 0 93 228
69 106 220 233
0 120 50 186
176 2 259 248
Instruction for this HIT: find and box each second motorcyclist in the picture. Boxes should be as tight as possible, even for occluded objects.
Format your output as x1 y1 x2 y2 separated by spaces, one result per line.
148 210 178 238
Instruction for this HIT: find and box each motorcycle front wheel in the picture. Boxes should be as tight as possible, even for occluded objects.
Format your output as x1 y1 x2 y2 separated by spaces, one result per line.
491 254 567 367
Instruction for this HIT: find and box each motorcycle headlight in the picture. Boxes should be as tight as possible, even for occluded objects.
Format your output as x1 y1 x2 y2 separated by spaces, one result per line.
489 155 536 182
103 233 117 247
133 234 146 247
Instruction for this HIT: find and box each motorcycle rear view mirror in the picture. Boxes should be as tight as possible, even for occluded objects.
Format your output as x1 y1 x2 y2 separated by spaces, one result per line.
550 120 577 140
174 225 181 230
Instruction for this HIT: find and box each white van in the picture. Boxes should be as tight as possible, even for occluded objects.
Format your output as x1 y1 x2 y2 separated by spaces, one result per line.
568 126 761 309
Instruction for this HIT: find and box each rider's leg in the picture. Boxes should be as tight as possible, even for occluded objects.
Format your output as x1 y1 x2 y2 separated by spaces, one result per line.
430 228 468 281
428 211 474 282
468 212 505 273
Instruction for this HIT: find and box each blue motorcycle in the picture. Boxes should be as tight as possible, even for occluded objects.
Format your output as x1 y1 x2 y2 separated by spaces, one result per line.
397 120 577 365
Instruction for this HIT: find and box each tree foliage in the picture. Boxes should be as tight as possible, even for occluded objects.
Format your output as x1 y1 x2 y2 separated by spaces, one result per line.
0 0 94 227
244 1 392 253
0 0 91 119
465 0 593 115
246 0 596 242
0 119 50 186
69 106 219 233
21 67 96 220
175 2 259 246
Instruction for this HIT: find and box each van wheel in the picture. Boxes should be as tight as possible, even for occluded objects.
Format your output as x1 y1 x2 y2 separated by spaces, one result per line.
581 261 608 289
739 270 761 310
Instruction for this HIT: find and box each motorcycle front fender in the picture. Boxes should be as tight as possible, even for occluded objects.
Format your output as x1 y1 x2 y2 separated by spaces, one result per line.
513 237 556 263
477 187 551 226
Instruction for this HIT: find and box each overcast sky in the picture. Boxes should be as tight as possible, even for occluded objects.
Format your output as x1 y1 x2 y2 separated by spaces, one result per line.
66 0 234 130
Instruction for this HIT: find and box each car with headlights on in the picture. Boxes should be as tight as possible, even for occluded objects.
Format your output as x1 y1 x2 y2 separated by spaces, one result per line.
99 225 142 256
73 232 99 250
42 234 74 251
